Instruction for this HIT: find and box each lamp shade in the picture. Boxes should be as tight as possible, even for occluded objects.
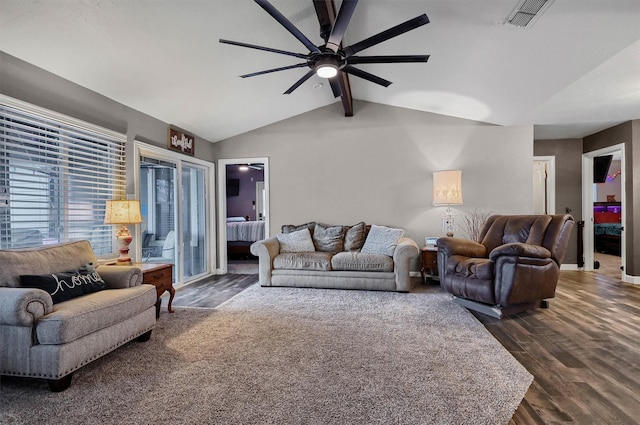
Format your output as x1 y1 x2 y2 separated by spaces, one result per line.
104 200 142 224
433 170 463 206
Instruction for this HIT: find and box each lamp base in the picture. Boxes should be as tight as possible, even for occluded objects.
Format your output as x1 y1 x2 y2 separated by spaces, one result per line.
115 224 134 265
443 206 457 238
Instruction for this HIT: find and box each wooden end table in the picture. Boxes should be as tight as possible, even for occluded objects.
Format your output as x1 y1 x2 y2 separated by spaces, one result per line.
420 246 439 284
135 262 175 318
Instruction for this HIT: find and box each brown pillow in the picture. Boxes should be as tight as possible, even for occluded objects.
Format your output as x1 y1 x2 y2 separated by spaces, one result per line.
313 223 345 253
281 222 316 237
344 222 366 251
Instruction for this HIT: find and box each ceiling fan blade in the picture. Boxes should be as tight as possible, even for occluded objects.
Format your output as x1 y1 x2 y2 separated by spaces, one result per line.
326 0 358 52
329 77 342 98
284 69 316 94
343 14 429 57
348 55 429 64
240 63 309 78
254 0 321 53
219 39 308 59
342 65 392 87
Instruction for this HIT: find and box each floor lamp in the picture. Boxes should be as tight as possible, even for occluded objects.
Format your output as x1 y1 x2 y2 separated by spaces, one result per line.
433 170 463 237
104 200 142 265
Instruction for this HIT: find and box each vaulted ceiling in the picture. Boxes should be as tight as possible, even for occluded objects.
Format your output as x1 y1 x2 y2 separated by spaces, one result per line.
1 0 639 142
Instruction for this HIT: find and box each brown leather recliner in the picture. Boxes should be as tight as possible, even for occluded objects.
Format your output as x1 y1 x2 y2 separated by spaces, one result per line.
436 214 574 318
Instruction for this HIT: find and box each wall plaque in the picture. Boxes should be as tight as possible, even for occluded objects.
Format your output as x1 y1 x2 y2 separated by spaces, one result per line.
168 128 195 156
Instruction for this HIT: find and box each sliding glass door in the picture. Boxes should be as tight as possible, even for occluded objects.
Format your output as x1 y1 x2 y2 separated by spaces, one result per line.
136 143 214 286
181 164 207 278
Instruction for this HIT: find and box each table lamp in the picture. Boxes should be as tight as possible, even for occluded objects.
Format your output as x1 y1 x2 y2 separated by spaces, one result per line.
104 200 142 265
433 170 463 237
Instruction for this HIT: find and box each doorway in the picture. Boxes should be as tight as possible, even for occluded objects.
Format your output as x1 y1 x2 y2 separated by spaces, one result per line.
533 156 556 214
581 144 625 277
217 158 270 274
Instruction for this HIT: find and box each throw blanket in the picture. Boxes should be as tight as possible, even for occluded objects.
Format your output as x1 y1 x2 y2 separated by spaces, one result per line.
227 220 265 242
594 223 621 237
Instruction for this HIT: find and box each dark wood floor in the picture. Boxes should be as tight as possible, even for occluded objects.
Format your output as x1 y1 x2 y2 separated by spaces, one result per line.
476 270 640 424
167 273 257 309
171 268 640 424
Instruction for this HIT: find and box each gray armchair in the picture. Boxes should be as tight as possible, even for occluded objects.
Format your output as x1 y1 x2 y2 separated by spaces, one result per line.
437 214 574 318
0 241 157 391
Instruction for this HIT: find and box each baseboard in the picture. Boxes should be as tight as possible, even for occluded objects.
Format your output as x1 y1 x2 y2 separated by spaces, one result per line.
560 263 578 271
623 273 640 285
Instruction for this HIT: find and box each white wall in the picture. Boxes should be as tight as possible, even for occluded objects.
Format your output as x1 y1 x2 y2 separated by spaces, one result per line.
213 101 534 248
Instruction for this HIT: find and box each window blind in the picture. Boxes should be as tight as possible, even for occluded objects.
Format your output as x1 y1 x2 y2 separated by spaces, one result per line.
0 96 126 254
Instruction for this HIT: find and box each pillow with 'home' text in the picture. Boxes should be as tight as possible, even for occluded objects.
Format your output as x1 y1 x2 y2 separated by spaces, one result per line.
20 270 107 304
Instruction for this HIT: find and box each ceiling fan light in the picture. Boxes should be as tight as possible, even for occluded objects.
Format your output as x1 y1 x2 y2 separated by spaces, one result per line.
316 64 338 78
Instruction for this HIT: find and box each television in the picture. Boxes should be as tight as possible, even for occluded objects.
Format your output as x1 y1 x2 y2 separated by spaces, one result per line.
226 178 240 196
593 155 613 183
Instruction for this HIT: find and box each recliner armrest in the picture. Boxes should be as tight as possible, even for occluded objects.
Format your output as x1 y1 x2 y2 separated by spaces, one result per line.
0 287 53 326
489 242 552 261
437 237 487 258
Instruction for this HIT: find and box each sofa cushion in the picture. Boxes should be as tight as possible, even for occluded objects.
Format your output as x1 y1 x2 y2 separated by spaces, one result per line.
273 252 333 271
331 251 394 272
0 240 98 289
276 228 315 253
35 284 157 345
281 222 316 237
20 270 107 304
361 225 404 256
448 255 494 280
313 223 345 253
344 222 366 251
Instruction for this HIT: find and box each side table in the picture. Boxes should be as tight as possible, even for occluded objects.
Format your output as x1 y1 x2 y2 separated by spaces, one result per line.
135 262 175 318
420 246 439 284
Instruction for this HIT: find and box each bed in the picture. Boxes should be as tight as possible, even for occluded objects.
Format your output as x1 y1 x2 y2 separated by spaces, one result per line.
226 218 265 257
594 203 621 256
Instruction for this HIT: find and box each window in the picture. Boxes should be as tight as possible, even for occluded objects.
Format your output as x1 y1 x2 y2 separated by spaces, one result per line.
0 96 126 254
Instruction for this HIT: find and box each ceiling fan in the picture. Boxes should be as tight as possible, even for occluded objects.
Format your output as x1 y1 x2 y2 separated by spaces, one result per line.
219 0 430 98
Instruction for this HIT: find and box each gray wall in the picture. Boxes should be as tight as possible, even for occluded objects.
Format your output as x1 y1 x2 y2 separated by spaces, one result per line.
534 139 582 265
0 51 216 197
214 101 536 268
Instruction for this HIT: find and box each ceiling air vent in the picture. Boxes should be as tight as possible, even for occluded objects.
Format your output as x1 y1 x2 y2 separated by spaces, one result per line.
506 0 554 27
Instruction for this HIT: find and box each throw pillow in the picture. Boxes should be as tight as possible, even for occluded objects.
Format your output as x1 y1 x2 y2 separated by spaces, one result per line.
20 270 107 304
313 223 345 253
276 228 316 253
281 222 316 237
361 225 404 257
344 222 366 251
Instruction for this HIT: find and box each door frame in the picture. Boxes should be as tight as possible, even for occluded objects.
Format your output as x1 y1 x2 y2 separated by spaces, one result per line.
217 157 270 274
133 141 217 286
533 156 556 214
581 144 626 280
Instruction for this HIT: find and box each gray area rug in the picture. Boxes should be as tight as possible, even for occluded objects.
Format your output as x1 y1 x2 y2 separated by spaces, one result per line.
0 284 532 424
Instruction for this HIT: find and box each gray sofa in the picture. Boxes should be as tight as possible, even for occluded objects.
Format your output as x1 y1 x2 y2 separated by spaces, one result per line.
251 222 419 292
0 240 157 391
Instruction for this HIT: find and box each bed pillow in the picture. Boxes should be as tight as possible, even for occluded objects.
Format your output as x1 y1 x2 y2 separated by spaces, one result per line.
594 212 621 224
361 225 404 257
227 216 247 222
20 270 107 304
277 228 316 253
